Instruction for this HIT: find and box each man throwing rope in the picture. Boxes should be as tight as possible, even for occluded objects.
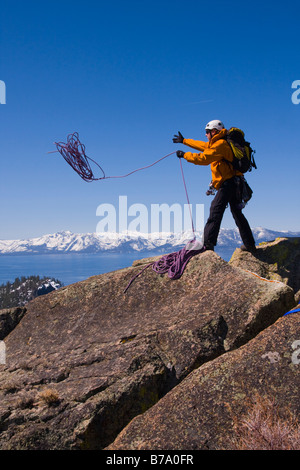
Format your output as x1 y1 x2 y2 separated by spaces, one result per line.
173 120 256 253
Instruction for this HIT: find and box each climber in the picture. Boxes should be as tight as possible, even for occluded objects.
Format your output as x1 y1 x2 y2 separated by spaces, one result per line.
173 120 256 253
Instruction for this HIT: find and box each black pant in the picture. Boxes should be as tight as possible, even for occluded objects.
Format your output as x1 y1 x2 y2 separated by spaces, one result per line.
203 177 255 248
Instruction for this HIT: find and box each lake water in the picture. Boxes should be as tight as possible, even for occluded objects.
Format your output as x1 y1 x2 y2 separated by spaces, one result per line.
0 247 235 287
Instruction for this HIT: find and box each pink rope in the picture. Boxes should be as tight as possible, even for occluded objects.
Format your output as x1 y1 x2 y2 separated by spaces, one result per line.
104 152 176 179
50 132 175 181
179 158 195 236
49 131 204 293
123 242 205 293
123 161 204 293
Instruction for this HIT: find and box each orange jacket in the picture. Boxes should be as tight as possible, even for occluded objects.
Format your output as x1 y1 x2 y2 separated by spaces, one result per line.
183 129 238 190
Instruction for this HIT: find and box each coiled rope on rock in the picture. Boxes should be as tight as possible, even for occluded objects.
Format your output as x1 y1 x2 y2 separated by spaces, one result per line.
123 240 205 293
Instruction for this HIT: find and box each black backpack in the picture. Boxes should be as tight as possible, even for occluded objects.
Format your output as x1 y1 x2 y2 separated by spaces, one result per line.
224 127 257 173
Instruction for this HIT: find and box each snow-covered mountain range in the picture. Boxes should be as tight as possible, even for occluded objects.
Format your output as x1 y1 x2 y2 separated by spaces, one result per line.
0 228 299 255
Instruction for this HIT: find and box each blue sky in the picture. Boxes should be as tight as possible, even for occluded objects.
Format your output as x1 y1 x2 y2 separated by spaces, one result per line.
0 0 299 239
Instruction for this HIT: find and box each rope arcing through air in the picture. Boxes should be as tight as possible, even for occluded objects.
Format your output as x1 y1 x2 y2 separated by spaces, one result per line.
50 132 175 182
50 131 206 292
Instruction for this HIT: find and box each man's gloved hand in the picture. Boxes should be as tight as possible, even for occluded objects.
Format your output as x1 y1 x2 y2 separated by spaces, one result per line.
176 151 185 158
173 131 184 143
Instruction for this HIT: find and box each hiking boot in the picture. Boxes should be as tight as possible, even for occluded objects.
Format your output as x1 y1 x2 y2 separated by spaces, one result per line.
240 244 257 253
204 243 215 251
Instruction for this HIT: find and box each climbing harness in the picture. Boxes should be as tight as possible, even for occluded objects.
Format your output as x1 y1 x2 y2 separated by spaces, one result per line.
49 132 206 292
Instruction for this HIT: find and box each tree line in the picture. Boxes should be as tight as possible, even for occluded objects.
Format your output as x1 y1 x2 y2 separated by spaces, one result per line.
0 275 62 309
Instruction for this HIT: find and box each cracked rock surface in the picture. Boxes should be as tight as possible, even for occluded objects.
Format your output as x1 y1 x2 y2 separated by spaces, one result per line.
0 239 297 449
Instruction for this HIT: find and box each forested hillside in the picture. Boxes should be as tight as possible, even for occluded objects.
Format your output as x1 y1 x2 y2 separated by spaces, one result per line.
0 276 62 309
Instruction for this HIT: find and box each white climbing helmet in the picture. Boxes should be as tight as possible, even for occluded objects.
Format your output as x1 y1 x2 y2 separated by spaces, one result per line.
205 120 225 131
